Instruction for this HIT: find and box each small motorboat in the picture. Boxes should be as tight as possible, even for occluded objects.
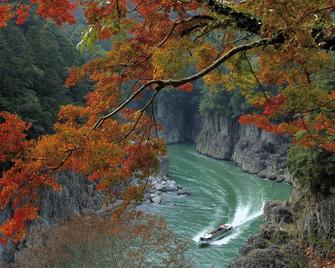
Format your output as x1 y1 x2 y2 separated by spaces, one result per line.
199 224 233 245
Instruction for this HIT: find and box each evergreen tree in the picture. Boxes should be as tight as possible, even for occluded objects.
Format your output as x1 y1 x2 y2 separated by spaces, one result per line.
0 19 89 136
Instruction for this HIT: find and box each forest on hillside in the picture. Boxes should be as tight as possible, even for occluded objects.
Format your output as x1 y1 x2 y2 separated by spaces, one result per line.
0 18 89 136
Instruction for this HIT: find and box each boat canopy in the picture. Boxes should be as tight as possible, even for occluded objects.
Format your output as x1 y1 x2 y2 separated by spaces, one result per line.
203 224 232 237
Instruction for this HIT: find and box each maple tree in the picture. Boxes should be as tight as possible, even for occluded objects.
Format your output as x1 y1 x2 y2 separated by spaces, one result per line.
0 0 334 248
0 112 31 164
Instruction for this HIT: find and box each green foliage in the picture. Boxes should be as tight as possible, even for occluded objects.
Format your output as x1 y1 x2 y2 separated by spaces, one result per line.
287 145 335 193
312 55 335 92
62 9 109 60
199 87 252 119
157 81 201 112
77 26 97 53
0 19 90 136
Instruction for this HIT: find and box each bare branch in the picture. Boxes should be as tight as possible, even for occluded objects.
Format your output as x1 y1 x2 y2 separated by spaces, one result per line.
48 148 75 176
151 101 160 145
243 52 269 101
116 89 160 143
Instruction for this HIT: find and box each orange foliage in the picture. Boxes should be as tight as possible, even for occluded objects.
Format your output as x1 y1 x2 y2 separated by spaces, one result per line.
178 83 193 93
0 3 14 28
0 0 334 248
0 206 38 244
16 4 31 25
0 112 31 163
305 246 335 268
240 88 335 153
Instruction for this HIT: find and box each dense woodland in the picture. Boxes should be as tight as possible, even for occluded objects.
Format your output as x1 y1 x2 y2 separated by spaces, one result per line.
0 19 89 136
0 0 334 267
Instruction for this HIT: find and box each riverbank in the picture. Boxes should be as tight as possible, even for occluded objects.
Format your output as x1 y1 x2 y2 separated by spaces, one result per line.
0 157 173 264
156 99 292 184
229 148 335 267
144 176 191 205
141 143 291 267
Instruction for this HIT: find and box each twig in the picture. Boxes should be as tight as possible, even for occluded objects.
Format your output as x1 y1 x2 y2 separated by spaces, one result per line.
244 52 270 101
299 112 320 146
151 101 160 146
93 38 272 129
116 88 161 143
48 148 75 176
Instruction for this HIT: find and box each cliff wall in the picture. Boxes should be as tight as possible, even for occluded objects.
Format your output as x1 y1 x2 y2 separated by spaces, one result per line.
157 102 291 183
0 158 169 264
196 114 291 183
155 90 200 144
0 171 106 263
229 183 335 267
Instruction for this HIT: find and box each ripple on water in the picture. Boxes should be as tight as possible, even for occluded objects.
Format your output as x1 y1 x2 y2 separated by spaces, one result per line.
145 144 291 267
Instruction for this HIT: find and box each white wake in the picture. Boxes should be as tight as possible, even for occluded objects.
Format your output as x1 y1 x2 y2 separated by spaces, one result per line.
192 206 224 243
193 200 265 246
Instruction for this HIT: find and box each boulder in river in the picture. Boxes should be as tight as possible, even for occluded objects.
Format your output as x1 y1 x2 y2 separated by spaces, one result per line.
149 194 161 204
177 190 191 196
163 180 178 191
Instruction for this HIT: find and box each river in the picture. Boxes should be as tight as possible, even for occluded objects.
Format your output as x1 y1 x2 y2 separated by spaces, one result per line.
143 143 291 267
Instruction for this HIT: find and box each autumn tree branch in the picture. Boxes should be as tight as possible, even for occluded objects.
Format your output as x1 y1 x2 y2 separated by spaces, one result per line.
205 0 335 50
206 0 262 34
243 52 269 101
116 89 161 143
93 37 273 129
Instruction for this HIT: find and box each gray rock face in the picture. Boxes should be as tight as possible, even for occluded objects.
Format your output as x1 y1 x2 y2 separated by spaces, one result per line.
300 193 335 246
263 201 293 224
156 98 201 144
229 246 291 268
196 114 292 183
0 157 170 264
196 115 237 159
158 156 169 177
229 185 335 267
156 99 187 144
39 171 104 224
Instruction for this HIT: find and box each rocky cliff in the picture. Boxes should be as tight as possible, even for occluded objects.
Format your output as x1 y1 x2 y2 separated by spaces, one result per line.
38 171 105 224
229 147 335 267
157 105 291 183
0 158 169 264
229 184 335 267
0 171 106 263
155 90 200 144
196 114 291 183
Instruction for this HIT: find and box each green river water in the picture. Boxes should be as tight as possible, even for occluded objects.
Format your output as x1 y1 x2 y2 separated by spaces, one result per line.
143 143 291 267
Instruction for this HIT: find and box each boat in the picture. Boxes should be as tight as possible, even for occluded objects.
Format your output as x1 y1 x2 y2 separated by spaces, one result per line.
198 224 234 245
